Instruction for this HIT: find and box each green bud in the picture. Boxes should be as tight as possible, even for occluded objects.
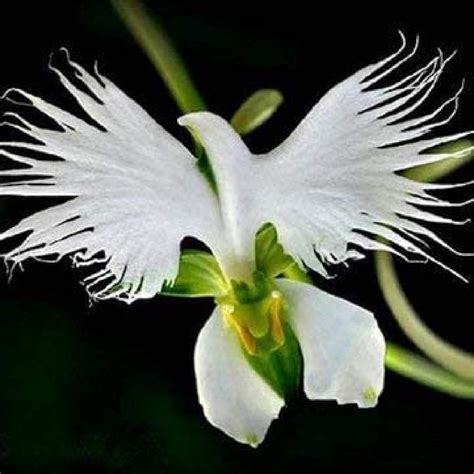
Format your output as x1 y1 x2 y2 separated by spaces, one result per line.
231 89 284 136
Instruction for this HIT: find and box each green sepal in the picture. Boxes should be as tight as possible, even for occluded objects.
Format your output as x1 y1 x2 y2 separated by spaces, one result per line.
161 250 229 298
231 89 284 136
255 224 295 278
244 321 302 399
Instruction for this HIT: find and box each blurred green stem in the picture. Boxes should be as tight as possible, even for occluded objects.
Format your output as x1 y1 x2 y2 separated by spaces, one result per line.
111 0 206 113
385 343 474 399
376 251 474 380
375 140 474 383
404 139 473 182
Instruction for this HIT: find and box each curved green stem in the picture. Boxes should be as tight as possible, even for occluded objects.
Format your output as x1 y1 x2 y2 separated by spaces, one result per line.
404 139 473 182
111 0 206 113
375 139 474 390
376 251 474 380
385 343 474 399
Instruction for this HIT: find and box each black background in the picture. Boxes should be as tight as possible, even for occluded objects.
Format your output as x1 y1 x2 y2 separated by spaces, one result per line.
0 1 473 473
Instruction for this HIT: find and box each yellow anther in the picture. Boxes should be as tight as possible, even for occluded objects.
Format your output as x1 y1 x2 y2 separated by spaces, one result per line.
220 289 286 355
271 290 282 301
221 304 235 320
222 304 257 355
234 323 257 355
269 290 285 345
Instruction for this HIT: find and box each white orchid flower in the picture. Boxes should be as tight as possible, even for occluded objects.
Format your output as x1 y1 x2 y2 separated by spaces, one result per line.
0 35 472 446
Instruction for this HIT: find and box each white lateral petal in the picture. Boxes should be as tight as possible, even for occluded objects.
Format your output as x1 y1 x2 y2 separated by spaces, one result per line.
0 51 224 302
259 36 473 278
180 35 472 280
194 307 284 446
277 279 385 407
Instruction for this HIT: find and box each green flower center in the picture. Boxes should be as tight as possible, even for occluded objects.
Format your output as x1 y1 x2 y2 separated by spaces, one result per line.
217 272 286 356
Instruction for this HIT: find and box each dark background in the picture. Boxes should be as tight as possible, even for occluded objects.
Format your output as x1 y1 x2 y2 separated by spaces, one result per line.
0 1 473 473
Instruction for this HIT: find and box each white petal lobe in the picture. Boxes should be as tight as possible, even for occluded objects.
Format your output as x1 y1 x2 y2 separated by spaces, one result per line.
182 35 473 279
0 51 223 302
277 279 385 407
260 36 473 277
194 307 284 446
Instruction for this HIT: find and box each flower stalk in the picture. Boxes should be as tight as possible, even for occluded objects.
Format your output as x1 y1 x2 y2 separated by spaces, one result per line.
385 343 474 399
376 251 474 380
111 0 206 113
404 139 473 182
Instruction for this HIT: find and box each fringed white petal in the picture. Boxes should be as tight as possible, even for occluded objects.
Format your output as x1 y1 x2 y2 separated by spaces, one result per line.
261 34 473 279
1 35 472 296
194 307 284 446
181 34 472 280
0 50 223 302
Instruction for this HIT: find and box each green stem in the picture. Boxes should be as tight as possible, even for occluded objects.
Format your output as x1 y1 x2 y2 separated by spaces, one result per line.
111 0 206 114
376 251 474 380
404 139 473 182
375 139 474 389
385 343 474 399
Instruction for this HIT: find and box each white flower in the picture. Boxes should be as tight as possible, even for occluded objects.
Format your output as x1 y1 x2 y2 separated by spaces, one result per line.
0 35 471 446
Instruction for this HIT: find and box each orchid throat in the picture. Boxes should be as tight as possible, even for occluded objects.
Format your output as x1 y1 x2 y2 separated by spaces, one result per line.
217 271 286 356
